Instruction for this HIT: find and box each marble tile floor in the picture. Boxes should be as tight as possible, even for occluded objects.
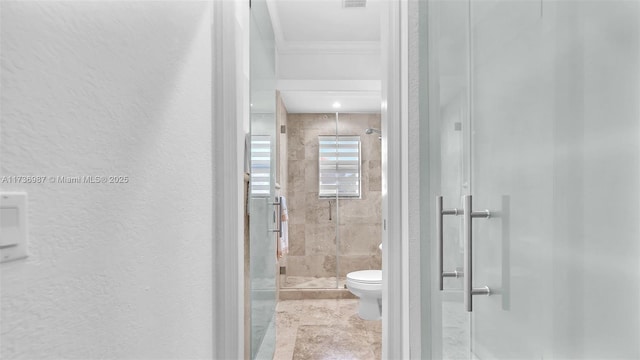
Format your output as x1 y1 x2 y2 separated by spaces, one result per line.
273 299 381 360
282 276 347 289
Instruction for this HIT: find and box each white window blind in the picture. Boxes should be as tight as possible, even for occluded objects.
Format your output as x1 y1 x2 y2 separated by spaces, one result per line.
250 135 271 196
318 135 361 198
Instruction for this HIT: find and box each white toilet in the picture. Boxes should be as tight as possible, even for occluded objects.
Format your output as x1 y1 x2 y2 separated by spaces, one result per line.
346 269 382 320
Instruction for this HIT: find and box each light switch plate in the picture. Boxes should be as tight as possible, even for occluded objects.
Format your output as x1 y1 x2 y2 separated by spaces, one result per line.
0 192 28 263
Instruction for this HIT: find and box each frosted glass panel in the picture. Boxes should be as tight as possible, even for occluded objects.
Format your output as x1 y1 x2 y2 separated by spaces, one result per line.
470 1 640 358
249 0 277 358
422 0 640 359
421 0 472 358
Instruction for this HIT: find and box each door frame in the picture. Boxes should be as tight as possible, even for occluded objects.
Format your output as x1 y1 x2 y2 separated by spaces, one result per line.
382 0 412 358
212 0 248 358
212 0 412 358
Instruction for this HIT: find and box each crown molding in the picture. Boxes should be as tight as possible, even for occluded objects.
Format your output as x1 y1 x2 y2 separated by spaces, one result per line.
278 40 380 54
265 0 286 49
277 79 381 92
265 0 380 55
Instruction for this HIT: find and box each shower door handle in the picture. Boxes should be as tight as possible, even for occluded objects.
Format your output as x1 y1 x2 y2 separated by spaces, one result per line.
463 195 491 312
269 196 282 234
437 196 463 290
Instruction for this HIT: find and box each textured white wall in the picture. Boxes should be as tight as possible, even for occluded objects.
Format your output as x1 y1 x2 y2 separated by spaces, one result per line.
1 2 213 359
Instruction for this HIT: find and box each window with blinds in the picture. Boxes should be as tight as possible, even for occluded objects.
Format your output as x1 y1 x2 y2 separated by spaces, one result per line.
250 135 272 196
318 135 361 198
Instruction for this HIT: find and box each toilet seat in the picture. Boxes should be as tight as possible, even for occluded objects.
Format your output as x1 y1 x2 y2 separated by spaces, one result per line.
346 270 383 320
347 270 382 284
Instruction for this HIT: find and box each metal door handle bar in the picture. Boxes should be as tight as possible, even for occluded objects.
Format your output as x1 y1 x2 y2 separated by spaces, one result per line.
463 195 491 312
437 196 463 291
269 197 282 234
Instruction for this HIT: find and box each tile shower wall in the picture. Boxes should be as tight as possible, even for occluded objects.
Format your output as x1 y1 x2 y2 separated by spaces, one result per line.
286 113 382 278
276 91 288 194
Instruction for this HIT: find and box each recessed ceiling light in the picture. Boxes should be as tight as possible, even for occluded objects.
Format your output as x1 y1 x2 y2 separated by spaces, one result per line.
332 102 341 109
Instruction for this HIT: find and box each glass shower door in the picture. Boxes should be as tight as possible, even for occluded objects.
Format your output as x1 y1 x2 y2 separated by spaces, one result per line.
249 0 277 358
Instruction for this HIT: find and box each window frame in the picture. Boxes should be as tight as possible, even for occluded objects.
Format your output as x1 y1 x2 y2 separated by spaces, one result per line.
317 135 362 199
250 134 272 197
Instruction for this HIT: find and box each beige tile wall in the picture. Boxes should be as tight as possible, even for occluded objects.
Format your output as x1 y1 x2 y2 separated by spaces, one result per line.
285 113 382 278
276 91 287 194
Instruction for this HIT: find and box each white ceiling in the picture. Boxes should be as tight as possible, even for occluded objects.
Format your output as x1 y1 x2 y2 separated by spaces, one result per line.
273 0 381 42
266 0 383 113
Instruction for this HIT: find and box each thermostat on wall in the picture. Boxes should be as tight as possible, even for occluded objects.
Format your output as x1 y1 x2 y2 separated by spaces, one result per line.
0 192 28 263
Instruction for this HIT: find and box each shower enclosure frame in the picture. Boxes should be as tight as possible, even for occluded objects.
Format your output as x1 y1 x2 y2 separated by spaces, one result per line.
282 113 376 291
